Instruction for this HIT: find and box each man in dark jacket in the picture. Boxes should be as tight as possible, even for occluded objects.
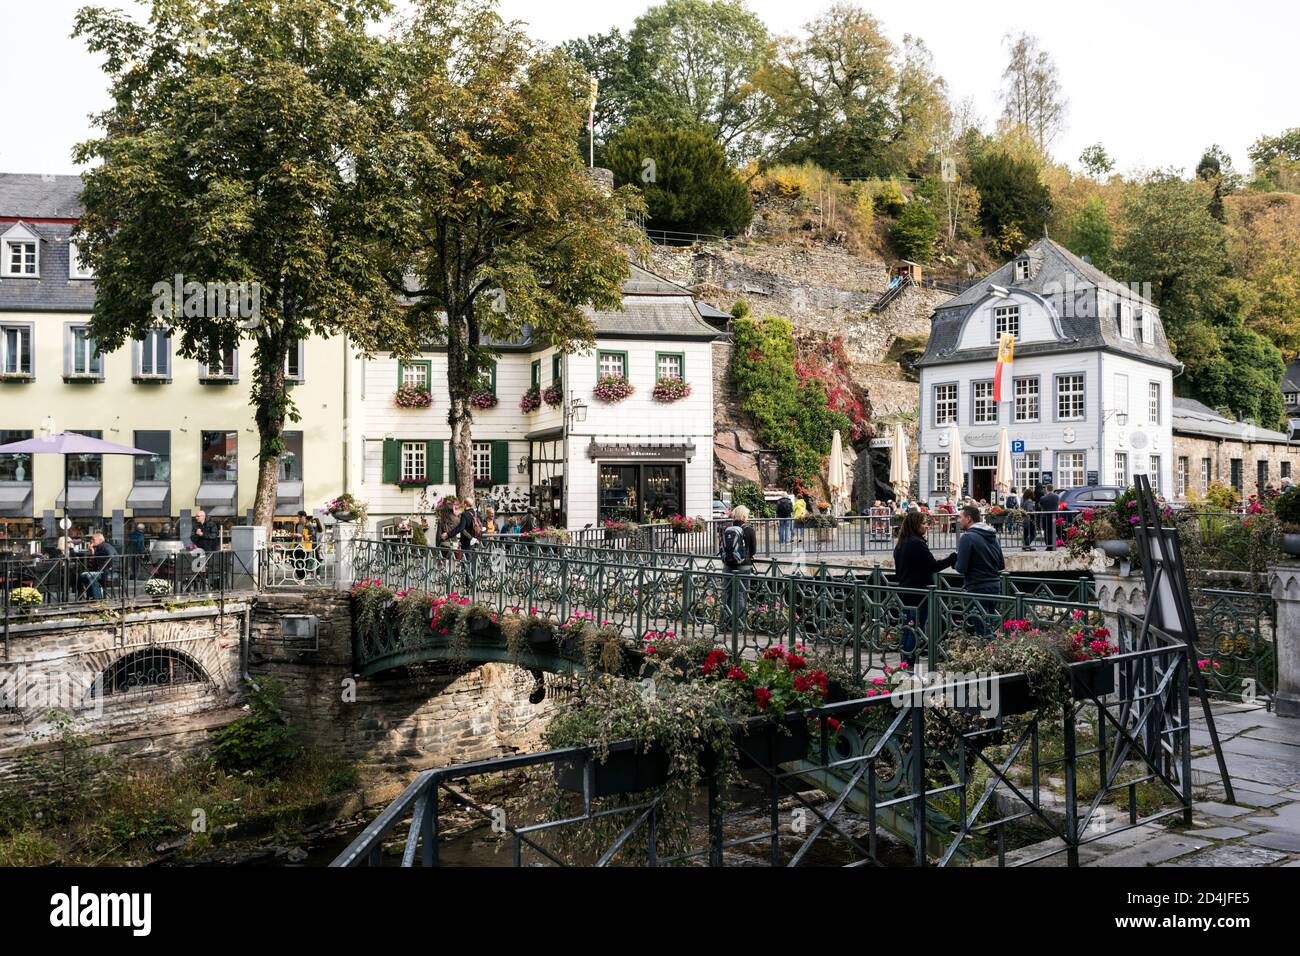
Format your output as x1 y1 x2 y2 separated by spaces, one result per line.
775 493 794 546
443 497 484 574
80 531 118 600
191 509 220 553
955 504 1005 636
1037 485 1062 549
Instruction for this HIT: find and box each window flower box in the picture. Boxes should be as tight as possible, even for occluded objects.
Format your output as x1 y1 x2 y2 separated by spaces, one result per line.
0 372 34 383
542 383 564 408
652 378 691 402
397 476 429 489
470 390 499 410
395 384 432 408
593 374 633 403
519 385 542 413
556 743 671 797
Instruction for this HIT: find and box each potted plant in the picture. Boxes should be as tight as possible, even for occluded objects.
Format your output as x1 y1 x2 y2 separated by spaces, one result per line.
144 578 170 597
667 514 701 534
987 504 1007 527
542 382 564 408
1275 488 1300 556
651 378 691 403
1058 610 1119 698
470 390 499 410
7 586 42 613
326 493 366 523
592 374 634 404
602 518 635 539
1090 516 1130 560
394 383 433 408
519 385 542 413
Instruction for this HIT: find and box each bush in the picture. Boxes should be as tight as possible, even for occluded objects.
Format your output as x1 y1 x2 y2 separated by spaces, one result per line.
1205 482 1240 510
1276 488 1300 526
211 680 300 775
759 162 834 199
605 123 753 236
730 481 773 518
891 198 938 262
869 178 907 216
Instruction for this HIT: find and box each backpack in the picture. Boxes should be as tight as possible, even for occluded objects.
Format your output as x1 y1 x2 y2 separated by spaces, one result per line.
468 510 484 538
720 524 748 568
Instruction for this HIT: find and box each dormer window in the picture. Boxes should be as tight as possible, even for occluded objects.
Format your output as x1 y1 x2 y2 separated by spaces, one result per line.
2 224 39 277
1117 302 1133 339
68 240 94 280
1137 312 1152 345
1015 258 1031 282
994 305 1021 341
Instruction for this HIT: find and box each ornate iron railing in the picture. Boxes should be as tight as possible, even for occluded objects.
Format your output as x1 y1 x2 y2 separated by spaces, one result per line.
331 610 1191 868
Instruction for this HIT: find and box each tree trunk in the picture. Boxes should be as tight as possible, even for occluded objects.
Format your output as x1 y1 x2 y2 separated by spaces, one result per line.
252 337 289 535
453 402 474 504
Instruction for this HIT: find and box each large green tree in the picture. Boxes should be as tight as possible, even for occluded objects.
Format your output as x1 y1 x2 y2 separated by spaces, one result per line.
73 0 400 531
605 123 753 236
363 0 646 501
968 147 1051 254
1065 196 1113 273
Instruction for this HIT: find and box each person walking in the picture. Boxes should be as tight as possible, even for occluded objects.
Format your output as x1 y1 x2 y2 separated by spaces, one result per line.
791 495 808 546
1020 484 1039 550
1037 484 1061 550
79 531 118 600
893 510 956 666
775 491 794 547
719 504 757 630
954 504 1005 637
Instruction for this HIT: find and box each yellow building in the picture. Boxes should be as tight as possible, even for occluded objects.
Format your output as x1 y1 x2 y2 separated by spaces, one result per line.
0 173 347 546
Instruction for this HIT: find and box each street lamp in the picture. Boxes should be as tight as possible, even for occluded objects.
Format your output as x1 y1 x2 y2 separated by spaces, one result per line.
1102 409 1129 428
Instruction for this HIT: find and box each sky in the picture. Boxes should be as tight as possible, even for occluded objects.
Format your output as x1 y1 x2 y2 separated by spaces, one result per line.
5 0 1295 178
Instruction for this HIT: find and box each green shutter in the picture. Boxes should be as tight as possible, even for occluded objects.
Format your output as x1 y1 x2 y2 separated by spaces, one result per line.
489 361 498 395
382 440 400 484
448 441 456 483
491 440 509 485
427 440 443 484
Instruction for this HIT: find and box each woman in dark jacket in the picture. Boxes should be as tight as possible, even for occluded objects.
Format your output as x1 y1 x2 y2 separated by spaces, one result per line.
893 510 956 665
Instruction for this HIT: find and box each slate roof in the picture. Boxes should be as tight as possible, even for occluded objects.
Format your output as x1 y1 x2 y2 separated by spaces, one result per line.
0 174 95 314
1172 396 1291 443
916 237 1180 371
0 173 84 219
1283 361 1300 395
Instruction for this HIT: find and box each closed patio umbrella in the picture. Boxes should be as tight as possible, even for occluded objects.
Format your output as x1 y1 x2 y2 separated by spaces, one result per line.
946 425 965 503
828 430 848 515
889 422 910 496
994 428 1014 500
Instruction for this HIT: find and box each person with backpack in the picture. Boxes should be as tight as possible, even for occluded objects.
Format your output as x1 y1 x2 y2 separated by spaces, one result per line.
443 497 485 575
719 504 757 629
775 492 794 547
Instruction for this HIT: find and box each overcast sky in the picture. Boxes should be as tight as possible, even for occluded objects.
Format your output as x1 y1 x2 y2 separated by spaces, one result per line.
6 0 1295 178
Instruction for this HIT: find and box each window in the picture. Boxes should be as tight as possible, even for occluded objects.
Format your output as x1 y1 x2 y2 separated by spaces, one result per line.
0 324 33 376
1114 452 1128 487
1230 458 1243 493
1056 373 1085 421
1117 302 1133 339
0 430 33 482
656 352 684 381
399 360 430 389
400 442 426 482
133 431 171 482
1201 457 1212 493
972 380 997 424
1113 374 1129 419
1013 377 1039 423
1014 451 1041 491
994 306 1020 340
472 441 492 484
200 431 238 481
201 342 238 380
933 454 950 496
67 430 103 482
597 350 626 379
530 359 540 388
1258 460 1270 491
933 383 957 426
280 432 304 481
1141 313 1153 345
1056 452 1086 489
67 240 93 279
284 339 305 383
2 228 37 276
1177 457 1189 498
1148 382 1161 425
1015 258 1031 281
66 324 102 379
552 353 562 385
1149 455 1162 495
135 327 171 379
1284 461 1293 481
1289 392 1299 408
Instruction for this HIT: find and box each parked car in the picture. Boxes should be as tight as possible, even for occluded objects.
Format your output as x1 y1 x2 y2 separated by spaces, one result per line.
1056 486 1126 512
712 500 730 521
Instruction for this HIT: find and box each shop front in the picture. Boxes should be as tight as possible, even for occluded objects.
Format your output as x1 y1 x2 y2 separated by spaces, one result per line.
588 442 695 525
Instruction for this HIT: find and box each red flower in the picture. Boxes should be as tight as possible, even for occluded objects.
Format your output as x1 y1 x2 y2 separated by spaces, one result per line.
726 666 747 682
763 647 787 660
701 649 729 677
754 687 772 710
785 653 807 671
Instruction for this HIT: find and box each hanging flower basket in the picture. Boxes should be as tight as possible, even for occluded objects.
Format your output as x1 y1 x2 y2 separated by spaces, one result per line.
519 386 542 413
394 384 432 408
542 383 564 408
593 375 634 403
652 378 691 403
470 391 499 410
397 476 429 488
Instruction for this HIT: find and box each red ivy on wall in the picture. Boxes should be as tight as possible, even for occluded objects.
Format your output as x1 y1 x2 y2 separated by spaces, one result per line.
794 334 874 443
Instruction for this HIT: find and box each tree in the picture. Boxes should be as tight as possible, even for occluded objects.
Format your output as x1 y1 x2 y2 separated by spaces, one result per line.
1065 196 1113 272
560 29 648 157
999 32 1067 151
756 5 948 178
969 148 1051 252
605 123 753 236
1079 143 1114 179
73 0 401 532
1196 144 1239 222
1227 192 1300 358
624 0 771 163
363 0 646 502
1247 127 1300 192
1185 323 1286 429
891 197 938 262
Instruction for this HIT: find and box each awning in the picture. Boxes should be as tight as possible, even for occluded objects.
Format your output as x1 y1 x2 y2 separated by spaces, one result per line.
275 480 305 516
127 484 170 509
0 483 32 516
196 481 237 517
55 483 102 512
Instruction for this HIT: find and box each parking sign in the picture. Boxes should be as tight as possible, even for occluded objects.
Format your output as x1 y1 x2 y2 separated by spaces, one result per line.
1011 440 1025 454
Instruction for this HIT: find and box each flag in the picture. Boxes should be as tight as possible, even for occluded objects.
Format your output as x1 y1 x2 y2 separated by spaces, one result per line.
994 333 1015 402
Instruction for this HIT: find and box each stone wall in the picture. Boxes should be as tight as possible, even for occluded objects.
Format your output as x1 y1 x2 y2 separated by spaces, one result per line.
249 591 556 781
1173 432 1300 498
0 601 246 788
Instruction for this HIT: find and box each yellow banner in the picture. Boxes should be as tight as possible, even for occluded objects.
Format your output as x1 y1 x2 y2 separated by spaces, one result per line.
998 333 1015 363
